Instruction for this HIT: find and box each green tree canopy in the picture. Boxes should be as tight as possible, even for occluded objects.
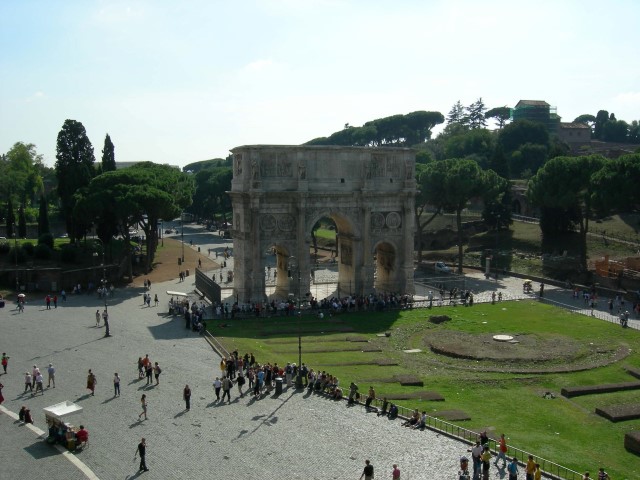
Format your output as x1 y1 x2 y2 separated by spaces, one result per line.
55 119 96 241
485 106 511 129
466 98 487 129
75 162 194 277
1 142 44 206
417 158 494 272
305 111 444 147
446 100 467 126
101 134 116 172
444 128 495 169
190 166 232 221
527 155 607 270
591 153 640 214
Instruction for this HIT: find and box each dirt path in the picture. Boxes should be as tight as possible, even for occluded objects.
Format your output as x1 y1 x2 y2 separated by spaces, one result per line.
130 237 219 287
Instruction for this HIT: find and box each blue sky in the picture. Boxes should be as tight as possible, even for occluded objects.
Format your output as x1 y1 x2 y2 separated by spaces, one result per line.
1 0 639 169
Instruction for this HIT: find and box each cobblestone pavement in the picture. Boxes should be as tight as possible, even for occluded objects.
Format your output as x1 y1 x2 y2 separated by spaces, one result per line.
1 275 479 480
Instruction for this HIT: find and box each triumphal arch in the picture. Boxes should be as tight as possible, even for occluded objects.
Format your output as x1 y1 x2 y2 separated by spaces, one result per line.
229 145 416 303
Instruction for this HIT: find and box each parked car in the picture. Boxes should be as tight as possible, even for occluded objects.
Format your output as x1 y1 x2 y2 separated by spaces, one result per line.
435 261 451 274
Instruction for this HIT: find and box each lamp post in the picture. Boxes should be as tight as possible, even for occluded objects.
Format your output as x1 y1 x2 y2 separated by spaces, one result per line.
181 213 185 262
495 213 501 277
289 256 304 388
13 225 18 292
94 238 110 337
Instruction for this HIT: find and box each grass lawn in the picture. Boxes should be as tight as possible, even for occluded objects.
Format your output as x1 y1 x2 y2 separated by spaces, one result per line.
212 301 640 478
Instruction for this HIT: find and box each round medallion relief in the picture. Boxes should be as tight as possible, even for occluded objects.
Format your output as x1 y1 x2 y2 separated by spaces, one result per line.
260 214 276 231
371 212 385 229
385 212 401 229
278 214 296 232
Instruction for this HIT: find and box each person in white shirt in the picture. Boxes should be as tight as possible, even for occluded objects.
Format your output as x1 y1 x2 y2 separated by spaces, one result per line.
34 373 44 395
24 372 33 393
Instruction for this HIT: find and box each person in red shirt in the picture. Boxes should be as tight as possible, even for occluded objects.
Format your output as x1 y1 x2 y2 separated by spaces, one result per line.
76 425 89 445
494 433 508 468
392 464 401 479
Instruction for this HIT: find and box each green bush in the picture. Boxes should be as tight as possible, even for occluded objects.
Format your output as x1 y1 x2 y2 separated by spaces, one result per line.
34 243 52 260
9 246 27 264
0 242 9 254
60 244 78 263
22 241 35 255
38 233 54 249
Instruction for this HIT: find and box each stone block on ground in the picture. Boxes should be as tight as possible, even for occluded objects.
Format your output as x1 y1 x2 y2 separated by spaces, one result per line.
429 315 451 324
625 431 640 455
389 391 445 401
561 381 640 398
596 404 640 422
346 335 369 342
625 366 640 380
394 374 424 386
433 409 471 421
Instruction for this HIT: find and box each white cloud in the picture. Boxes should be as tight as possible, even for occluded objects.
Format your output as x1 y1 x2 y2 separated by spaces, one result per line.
243 59 275 72
25 91 45 102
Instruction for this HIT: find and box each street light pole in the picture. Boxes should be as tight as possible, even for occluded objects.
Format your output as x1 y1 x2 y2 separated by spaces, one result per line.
94 238 110 337
289 256 304 389
13 224 18 292
181 213 185 262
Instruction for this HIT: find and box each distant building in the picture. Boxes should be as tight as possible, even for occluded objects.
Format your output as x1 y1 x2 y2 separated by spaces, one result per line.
511 100 560 135
558 122 591 149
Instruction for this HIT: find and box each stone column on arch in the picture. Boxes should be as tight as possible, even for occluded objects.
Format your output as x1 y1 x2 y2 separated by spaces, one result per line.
401 195 416 294
361 206 375 295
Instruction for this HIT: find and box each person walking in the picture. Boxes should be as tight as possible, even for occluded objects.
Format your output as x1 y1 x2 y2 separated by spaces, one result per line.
53 295 58 308
481 446 492 480
24 372 33 393
138 394 148 420
392 463 401 479
236 371 245 396
154 294 159 307
213 377 221 401
95 310 101 327
153 362 162 385
525 455 536 480
495 433 508 468
145 361 153 385
221 376 232 403
31 365 39 389
47 363 55 388
471 440 483 480
113 373 121 397
87 369 97 396
2 353 9 374
134 437 149 472
103 309 110 337
34 372 44 395
507 457 519 480
0 382 4 404
359 459 374 480
183 385 191 410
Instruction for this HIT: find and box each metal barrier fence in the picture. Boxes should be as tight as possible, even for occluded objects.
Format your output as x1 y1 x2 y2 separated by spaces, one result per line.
538 296 640 331
366 398 583 480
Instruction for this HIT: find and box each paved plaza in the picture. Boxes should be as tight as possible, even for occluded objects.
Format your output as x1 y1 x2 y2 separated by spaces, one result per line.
1 274 472 480
1 227 637 479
